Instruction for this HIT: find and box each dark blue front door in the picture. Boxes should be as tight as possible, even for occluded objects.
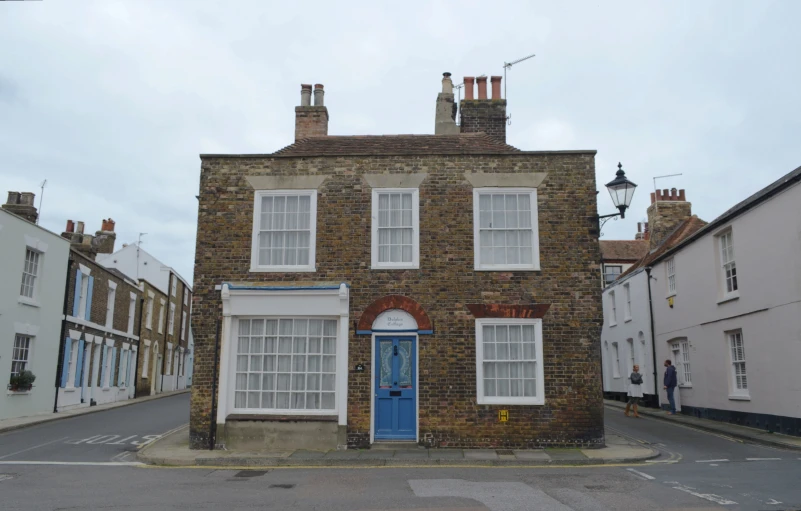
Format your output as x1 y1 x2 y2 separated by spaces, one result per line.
375 336 416 440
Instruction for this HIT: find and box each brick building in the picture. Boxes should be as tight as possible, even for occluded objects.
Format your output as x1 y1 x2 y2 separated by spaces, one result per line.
56 219 143 410
190 73 604 450
97 244 193 395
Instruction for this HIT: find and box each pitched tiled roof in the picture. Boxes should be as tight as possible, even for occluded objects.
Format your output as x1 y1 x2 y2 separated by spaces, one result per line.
619 215 708 279
599 240 649 262
270 133 521 157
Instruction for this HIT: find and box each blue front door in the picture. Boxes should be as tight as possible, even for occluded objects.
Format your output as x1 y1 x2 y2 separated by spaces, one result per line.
375 336 416 440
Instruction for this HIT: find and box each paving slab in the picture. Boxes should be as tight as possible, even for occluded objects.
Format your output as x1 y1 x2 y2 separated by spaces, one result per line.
323 450 361 459
289 450 327 459
513 450 550 460
428 450 465 460
392 450 429 459
544 448 588 461
463 449 499 460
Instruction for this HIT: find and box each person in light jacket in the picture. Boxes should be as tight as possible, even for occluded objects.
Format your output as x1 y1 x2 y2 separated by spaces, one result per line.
625 364 644 418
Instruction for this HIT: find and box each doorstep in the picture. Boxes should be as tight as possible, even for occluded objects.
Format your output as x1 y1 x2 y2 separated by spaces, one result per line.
137 426 659 468
604 400 801 452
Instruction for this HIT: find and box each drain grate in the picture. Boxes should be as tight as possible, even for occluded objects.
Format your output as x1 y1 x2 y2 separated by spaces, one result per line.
234 470 270 478
496 449 514 455
270 483 296 489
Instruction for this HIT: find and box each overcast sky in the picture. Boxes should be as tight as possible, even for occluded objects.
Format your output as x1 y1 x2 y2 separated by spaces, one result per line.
2 1 799 282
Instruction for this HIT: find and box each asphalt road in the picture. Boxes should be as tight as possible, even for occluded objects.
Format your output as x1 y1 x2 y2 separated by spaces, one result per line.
0 392 189 463
1 397 799 510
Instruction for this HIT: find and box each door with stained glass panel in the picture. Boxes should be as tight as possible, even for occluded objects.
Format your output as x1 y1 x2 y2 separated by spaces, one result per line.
374 337 416 440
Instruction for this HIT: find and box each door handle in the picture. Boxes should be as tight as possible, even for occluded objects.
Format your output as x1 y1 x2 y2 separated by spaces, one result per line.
393 346 398 356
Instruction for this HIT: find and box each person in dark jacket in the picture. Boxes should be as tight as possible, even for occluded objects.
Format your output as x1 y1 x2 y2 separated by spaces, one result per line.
663 359 678 414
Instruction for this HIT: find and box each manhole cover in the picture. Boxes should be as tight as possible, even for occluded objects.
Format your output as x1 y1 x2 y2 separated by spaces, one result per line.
234 470 270 478
496 449 514 455
270 483 296 489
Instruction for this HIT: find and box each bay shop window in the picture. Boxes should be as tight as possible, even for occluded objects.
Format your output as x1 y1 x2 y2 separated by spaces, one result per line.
217 283 350 425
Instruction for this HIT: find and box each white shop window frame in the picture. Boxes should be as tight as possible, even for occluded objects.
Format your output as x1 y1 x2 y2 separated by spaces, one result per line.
250 189 318 273
218 283 349 425
475 318 545 406
473 187 541 271
371 188 420 269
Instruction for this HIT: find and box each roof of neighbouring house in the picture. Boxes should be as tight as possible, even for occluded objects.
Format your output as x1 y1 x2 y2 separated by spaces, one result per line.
599 240 649 262
618 215 708 279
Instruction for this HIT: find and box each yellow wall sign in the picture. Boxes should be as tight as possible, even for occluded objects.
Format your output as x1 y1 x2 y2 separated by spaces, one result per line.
499 410 509 422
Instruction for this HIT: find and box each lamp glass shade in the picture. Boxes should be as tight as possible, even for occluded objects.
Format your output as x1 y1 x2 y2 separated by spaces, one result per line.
605 164 637 211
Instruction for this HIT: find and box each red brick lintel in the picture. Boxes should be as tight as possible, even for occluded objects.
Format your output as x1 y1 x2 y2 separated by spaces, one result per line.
466 304 551 319
357 294 433 331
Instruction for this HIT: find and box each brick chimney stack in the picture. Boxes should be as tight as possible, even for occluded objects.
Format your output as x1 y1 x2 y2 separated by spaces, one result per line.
295 83 329 141
435 72 459 135
647 188 691 250
459 75 507 143
3 191 38 224
94 218 117 255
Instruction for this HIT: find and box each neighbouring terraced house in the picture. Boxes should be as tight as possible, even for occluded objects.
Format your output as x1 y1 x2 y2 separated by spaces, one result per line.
190 74 605 450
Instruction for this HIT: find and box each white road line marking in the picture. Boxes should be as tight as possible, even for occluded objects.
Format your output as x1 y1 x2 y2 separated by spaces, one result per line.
0 474 13 482
626 468 655 480
746 457 781 461
645 459 678 463
709 464 719 467
696 459 729 463
0 437 69 460
0 461 144 467
766 498 783 505
672 484 737 505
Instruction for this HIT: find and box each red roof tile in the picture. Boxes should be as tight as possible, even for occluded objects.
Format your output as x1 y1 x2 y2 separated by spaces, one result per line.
599 240 649 262
619 215 708 279
271 133 521 157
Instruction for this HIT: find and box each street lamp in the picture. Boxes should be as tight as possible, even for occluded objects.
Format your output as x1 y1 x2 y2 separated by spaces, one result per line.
596 163 637 235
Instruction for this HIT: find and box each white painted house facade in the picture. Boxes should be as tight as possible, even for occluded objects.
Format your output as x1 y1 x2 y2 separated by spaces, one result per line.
0 207 70 420
603 166 801 436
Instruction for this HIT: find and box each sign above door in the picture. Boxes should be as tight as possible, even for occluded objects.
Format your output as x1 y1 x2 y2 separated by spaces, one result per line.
373 309 418 331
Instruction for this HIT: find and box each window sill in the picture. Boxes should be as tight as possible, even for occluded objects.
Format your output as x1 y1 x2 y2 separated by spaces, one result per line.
624 318 632 323
477 398 545 406
7 390 32 396
728 394 750 401
249 266 317 273
64 388 77 393
717 292 740 305
141 375 148 379
612 376 621 379
102 388 111 392
609 322 618 328
371 265 420 270
679 384 692 389
666 292 677 299
227 413 338 422
18 296 41 308
475 265 541 272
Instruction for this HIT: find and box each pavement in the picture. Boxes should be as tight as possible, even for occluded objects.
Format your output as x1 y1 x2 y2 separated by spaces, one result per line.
2 395 800 510
0 392 190 463
138 426 657 467
604 399 801 452
0 388 190 434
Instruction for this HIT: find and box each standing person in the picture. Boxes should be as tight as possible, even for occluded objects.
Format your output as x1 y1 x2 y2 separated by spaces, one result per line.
625 364 644 418
664 359 678 415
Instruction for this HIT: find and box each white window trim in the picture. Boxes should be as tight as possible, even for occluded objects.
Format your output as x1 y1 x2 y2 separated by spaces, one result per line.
218 284 349 425
727 330 749 399
611 341 621 378
19 246 43 306
608 291 617 327
142 339 151 377
623 283 632 322
370 188 420 269
105 282 117 329
10 333 35 382
145 291 155 330
171 275 177 297
126 292 137 335
666 258 677 297
473 187 541 271
671 340 692 388
158 298 166 334
168 303 176 335
181 311 187 340
475 318 545 406
627 338 635 374
78 273 90 320
716 228 740 303
249 189 318 273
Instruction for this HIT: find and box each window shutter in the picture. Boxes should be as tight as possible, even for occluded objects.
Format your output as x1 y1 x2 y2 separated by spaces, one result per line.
60 338 72 388
72 271 82 317
100 345 108 387
85 276 95 322
74 339 85 387
111 347 118 387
